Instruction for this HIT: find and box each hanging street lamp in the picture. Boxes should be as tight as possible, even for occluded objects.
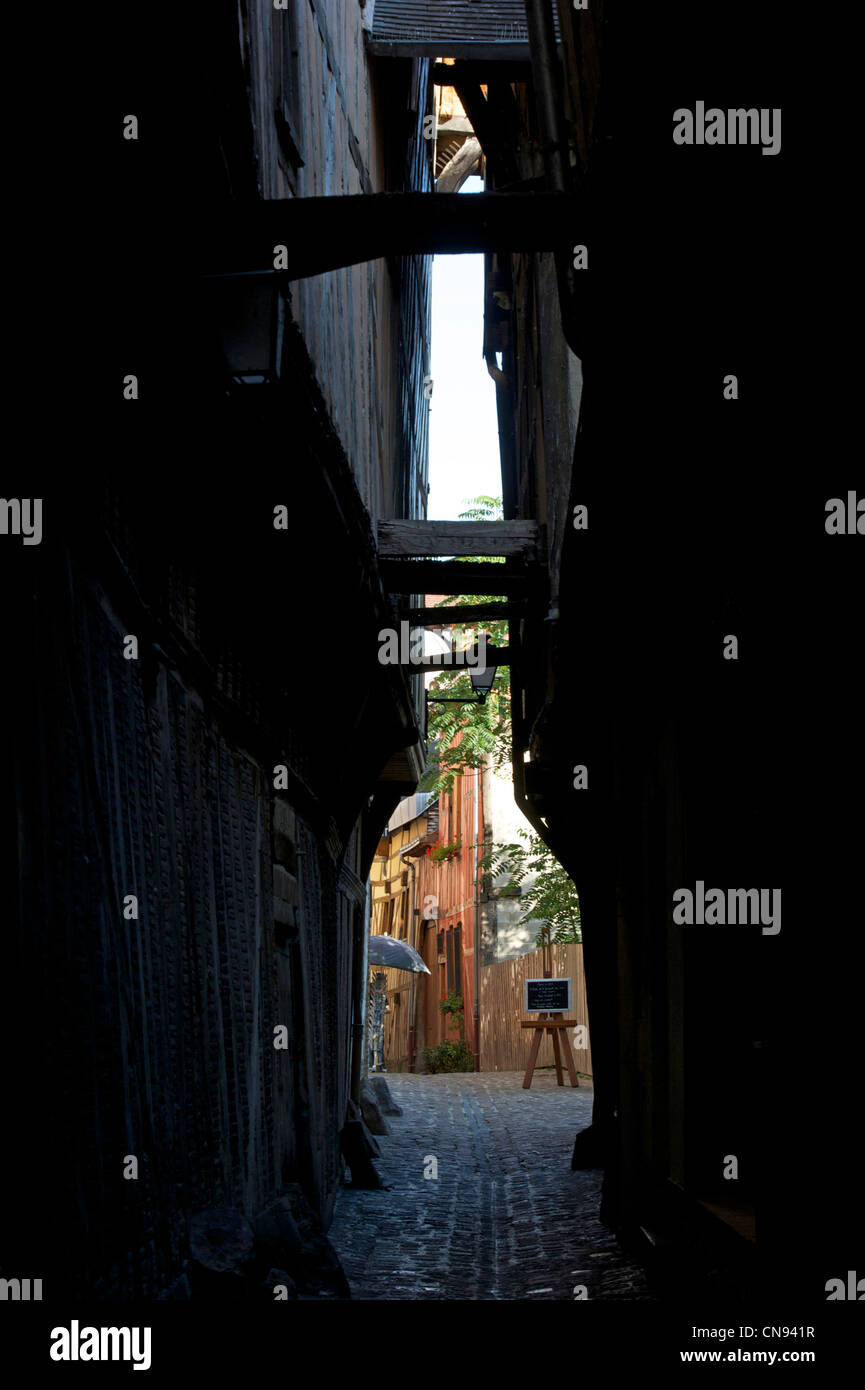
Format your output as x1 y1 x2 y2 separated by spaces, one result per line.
426 632 498 706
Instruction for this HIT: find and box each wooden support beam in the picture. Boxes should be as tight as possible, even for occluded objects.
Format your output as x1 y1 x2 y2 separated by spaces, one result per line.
371 41 538 61
451 74 521 186
378 520 539 559
433 61 534 87
401 602 526 625
380 560 532 596
485 80 525 167
436 115 474 137
202 192 583 279
437 137 483 194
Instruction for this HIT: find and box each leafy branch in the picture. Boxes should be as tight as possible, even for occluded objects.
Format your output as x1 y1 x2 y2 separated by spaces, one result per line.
478 830 582 945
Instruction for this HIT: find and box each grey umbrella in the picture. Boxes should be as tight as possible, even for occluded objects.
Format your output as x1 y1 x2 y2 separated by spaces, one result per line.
367 934 430 973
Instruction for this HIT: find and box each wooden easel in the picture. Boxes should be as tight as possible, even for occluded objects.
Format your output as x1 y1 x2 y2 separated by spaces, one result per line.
521 927 579 1089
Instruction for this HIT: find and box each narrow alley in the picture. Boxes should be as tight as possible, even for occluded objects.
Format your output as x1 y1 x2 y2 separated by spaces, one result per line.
330 1074 649 1301
2 2 861 1374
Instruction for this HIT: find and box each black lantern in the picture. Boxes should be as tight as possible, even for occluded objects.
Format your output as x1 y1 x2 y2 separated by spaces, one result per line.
427 633 498 707
468 633 498 703
202 270 286 387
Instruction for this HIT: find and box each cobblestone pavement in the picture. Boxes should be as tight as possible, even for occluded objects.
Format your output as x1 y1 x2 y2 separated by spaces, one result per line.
329 1072 651 1301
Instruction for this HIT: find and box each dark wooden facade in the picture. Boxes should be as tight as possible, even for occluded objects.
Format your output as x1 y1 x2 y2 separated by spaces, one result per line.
0 0 435 1299
485 0 863 1298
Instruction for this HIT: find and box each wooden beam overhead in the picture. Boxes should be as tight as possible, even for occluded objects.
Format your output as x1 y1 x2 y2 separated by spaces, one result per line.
380 560 532 596
401 602 526 625
369 41 537 61
377 519 539 559
367 0 562 62
203 192 583 279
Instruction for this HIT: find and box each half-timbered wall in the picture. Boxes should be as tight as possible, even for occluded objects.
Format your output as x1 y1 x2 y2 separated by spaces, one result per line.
239 0 432 522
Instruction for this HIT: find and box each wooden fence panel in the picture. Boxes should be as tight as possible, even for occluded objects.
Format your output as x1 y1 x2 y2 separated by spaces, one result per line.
480 944 592 1076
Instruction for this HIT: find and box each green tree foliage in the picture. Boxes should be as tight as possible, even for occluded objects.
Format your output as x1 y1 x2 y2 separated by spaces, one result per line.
478 831 582 945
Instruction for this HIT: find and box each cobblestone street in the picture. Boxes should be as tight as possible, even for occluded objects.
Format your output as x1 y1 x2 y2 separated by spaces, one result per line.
329 1072 651 1301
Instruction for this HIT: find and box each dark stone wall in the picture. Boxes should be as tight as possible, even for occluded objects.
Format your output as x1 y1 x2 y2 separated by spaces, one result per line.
506 0 863 1295
1 494 360 1297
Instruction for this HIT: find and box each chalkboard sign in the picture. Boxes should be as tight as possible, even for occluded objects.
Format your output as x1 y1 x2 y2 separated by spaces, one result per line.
524 978 571 1014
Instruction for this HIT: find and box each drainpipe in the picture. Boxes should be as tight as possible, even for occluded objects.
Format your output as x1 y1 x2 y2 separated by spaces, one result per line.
403 850 418 1071
351 879 372 1104
473 766 481 1071
525 0 569 191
